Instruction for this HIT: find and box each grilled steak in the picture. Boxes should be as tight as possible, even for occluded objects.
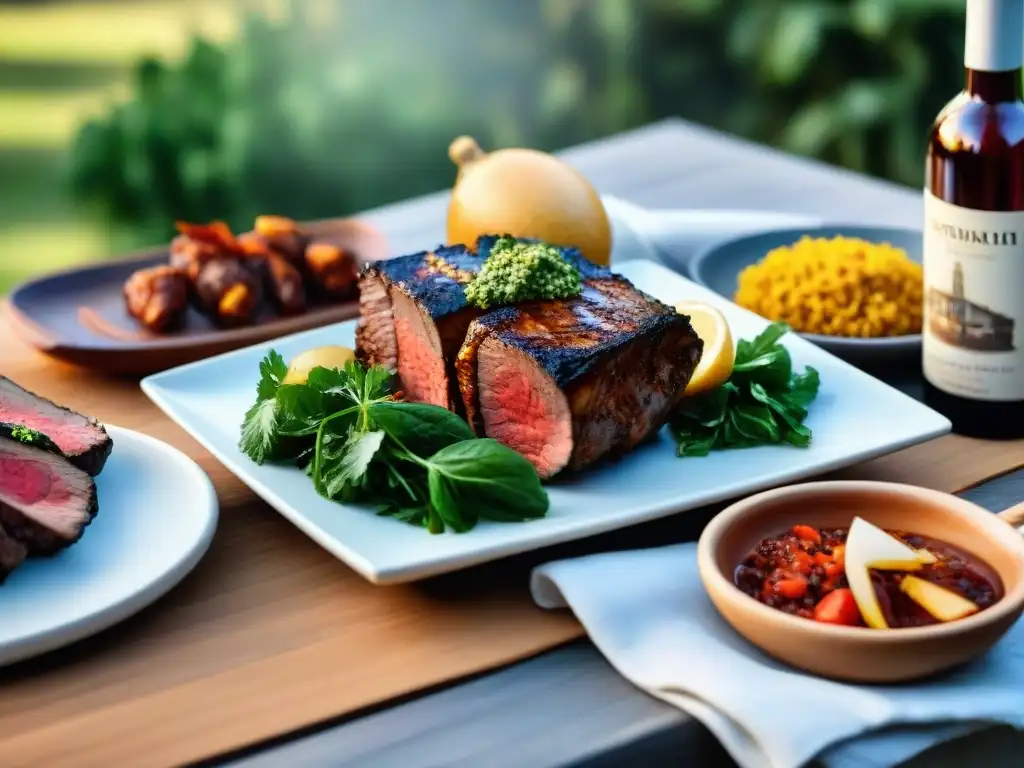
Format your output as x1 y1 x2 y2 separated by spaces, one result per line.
355 238 607 413
355 244 486 411
456 275 703 478
0 377 113 476
0 426 98 555
0 523 27 583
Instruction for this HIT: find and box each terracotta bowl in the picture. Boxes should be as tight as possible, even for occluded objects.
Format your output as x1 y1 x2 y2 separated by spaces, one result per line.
697 481 1024 683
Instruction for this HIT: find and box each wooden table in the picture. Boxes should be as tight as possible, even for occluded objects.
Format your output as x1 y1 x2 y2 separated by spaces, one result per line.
3 119 1023 768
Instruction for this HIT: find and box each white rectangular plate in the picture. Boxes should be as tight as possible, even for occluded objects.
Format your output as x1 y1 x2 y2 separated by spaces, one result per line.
141 261 951 584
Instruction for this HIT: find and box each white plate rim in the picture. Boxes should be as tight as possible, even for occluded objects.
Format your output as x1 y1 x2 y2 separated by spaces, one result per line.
0 425 219 666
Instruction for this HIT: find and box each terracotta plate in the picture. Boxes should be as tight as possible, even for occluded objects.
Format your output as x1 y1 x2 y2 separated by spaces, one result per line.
3 218 388 377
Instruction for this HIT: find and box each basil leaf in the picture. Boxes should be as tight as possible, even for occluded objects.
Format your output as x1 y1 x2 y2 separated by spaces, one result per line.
732 346 793 389
672 385 730 428
427 439 548 523
749 382 813 446
427 473 476 533
781 421 813 448
676 427 717 457
371 402 476 455
748 322 790 357
731 404 780 443
788 365 821 407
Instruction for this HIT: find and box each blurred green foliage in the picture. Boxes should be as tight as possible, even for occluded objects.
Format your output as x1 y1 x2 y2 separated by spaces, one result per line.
69 0 969 243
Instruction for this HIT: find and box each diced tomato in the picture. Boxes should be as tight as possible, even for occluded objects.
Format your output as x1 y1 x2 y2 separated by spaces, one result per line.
773 576 808 599
791 525 821 544
813 588 860 626
813 551 832 566
790 549 814 574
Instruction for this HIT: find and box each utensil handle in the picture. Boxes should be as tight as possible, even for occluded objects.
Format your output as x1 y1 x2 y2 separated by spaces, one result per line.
997 502 1024 529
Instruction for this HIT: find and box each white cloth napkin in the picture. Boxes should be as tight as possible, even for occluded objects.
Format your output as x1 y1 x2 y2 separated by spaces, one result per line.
530 543 1024 768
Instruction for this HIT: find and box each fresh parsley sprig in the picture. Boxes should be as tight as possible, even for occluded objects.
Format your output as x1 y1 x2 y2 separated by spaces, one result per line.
238 352 549 533
670 322 821 457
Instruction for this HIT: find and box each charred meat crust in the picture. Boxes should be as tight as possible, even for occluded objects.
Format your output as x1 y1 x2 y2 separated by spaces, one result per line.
456 275 703 474
0 378 113 477
0 438 99 556
356 239 606 399
0 524 27 583
355 244 486 409
0 491 98 556
458 275 685 425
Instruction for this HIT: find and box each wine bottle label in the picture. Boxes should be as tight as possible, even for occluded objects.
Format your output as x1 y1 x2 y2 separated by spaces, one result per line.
922 191 1024 401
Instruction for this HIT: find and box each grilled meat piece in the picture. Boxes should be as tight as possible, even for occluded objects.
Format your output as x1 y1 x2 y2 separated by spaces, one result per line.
169 221 240 283
238 229 309 315
355 244 485 410
354 237 611 413
194 259 263 327
456 275 703 479
0 379 112 476
304 242 358 299
261 251 307 316
0 427 98 555
123 265 190 332
0 523 27 583
249 215 310 268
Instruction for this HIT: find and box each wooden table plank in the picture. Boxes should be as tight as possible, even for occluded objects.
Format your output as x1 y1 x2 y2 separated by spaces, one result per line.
0 119 1020 768
225 473 1024 768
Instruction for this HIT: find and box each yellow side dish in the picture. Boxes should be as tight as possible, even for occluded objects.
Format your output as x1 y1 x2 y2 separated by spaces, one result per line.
733 236 923 338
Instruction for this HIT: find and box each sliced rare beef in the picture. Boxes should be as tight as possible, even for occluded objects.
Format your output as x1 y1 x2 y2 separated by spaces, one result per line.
355 243 486 411
0 377 112 476
354 237 607 413
0 523 28 583
0 430 98 555
456 274 703 479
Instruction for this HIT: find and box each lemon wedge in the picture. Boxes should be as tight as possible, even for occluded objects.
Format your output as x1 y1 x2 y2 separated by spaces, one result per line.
283 346 356 385
675 302 735 396
900 575 979 622
844 516 936 629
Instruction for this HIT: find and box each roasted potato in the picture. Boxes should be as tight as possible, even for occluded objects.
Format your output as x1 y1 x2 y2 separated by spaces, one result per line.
283 346 357 385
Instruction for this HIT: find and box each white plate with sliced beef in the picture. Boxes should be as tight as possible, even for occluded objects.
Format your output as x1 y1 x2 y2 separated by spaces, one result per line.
0 379 217 666
141 258 950 584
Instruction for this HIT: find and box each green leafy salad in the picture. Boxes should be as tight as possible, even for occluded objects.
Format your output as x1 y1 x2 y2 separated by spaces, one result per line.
670 322 821 457
239 352 549 534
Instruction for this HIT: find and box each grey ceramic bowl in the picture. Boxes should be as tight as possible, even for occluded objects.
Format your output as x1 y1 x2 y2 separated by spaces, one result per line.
690 225 922 366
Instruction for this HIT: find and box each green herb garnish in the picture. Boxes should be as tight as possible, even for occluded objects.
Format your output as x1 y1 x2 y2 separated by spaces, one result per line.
238 352 549 533
670 322 820 456
3 423 62 454
464 235 582 309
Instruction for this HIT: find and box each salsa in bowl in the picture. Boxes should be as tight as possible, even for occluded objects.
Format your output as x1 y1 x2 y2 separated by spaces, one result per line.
735 521 1001 629
697 481 1024 682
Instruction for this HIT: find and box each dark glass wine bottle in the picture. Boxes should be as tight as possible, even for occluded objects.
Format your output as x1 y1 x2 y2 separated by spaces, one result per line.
923 0 1024 439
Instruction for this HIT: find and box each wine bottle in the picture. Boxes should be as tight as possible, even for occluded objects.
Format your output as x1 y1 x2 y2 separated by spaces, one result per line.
923 0 1024 439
